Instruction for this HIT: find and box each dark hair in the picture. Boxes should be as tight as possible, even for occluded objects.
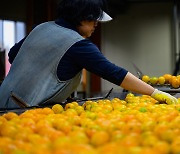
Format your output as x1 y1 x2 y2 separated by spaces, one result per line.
57 0 108 26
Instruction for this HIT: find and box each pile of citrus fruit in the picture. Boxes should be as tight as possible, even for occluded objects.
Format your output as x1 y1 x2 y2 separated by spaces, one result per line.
142 74 180 88
0 94 180 153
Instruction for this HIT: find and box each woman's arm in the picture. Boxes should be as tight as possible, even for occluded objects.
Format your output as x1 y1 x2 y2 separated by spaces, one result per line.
120 72 154 95
121 72 178 104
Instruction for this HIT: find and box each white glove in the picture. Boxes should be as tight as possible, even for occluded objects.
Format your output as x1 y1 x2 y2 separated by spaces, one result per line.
151 89 178 105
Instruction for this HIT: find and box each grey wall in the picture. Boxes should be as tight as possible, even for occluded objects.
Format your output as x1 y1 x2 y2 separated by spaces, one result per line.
101 3 174 91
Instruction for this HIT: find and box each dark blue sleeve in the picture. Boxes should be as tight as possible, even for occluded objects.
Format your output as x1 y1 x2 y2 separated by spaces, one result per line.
8 37 26 64
68 39 128 85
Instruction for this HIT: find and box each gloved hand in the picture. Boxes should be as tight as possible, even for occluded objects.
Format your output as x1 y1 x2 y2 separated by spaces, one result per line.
151 89 178 104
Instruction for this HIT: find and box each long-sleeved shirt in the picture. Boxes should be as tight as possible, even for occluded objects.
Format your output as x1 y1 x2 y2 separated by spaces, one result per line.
8 18 128 85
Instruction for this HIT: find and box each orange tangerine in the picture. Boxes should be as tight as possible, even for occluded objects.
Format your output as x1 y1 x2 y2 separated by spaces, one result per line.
169 76 177 85
149 77 158 85
2 112 19 120
177 75 180 83
97 143 127 154
90 130 110 146
0 122 17 138
71 102 79 107
171 136 180 154
65 103 76 110
171 77 180 89
158 76 165 85
142 75 150 83
41 107 54 115
153 141 170 154
68 144 97 154
0 116 7 125
163 74 172 83
68 131 89 144
52 104 64 114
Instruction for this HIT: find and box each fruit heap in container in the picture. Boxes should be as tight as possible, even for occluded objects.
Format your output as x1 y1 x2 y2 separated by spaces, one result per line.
142 74 180 89
0 94 180 154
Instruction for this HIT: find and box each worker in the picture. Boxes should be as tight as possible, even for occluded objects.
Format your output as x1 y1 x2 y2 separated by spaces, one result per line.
0 0 178 109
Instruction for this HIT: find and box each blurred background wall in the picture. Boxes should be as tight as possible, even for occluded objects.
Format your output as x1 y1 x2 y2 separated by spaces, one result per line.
101 2 177 91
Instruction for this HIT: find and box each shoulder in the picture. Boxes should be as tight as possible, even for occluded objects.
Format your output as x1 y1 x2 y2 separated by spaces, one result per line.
70 39 100 54
65 39 103 61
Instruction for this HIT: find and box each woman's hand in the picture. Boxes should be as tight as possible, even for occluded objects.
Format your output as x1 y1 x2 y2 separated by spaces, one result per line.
151 89 178 104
